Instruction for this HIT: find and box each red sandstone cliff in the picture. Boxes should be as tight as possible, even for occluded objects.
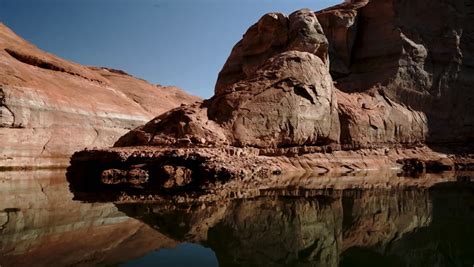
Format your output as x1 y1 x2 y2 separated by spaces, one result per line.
0 23 199 168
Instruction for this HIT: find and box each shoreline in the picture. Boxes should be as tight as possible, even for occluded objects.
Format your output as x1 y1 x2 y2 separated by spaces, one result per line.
66 145 474 203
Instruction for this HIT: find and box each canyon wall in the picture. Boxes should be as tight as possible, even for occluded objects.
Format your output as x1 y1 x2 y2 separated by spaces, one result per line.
316 0 474 144
0 23 199 168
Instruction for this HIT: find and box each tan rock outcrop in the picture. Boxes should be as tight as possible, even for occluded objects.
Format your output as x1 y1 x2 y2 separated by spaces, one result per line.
115 1 449 151
336 89 427 148
0 23 199 168
116 50 340 148
210 50 340 148
115 9 339 149
215 9 329 95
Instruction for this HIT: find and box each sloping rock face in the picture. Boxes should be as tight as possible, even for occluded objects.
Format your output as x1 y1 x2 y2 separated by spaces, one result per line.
209 51 340 147
336 90 427 148
0 23 199 168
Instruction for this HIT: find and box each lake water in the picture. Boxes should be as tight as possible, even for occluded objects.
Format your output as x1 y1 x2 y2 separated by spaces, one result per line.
0 170 473 267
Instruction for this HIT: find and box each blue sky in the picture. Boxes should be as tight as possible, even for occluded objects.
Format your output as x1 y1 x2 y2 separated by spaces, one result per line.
0 0 341 98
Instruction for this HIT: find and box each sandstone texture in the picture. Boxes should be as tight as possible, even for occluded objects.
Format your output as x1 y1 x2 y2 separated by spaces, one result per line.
0 23 199 168
316 0 474 144
69 0 474 195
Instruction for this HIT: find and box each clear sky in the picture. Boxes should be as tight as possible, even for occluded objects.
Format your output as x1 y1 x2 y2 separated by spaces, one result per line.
0 0 341 98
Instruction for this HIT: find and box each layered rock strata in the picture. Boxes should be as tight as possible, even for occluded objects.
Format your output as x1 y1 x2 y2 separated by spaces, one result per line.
0 23 199 168
68 0 474 195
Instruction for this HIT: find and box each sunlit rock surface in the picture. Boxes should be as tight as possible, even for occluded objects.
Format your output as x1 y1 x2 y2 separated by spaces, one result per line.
115 0 474 149
0 23 199 168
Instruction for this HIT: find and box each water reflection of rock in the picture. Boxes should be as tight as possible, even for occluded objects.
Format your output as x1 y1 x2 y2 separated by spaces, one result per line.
117 178 474 267
0 170 176 267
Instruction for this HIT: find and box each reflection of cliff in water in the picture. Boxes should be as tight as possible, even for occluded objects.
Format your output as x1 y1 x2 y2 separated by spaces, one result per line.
0 170 176 267
117 179 474 267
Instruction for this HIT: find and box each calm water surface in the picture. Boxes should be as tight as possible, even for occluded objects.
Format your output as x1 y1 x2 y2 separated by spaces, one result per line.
0 170 473 267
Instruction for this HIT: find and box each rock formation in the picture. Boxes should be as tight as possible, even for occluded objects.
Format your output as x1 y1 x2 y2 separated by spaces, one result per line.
112 6 431 152
0 23 199 168
68 0 474 195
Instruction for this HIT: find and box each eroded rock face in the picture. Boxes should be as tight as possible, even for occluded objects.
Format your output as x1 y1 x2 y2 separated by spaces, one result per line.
209 51 340 147
215 9 329 95
115 1 463 151
315 1 368 78
115 10 340 149
117 51 340 148
336 90 428 147
0 23 199 168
